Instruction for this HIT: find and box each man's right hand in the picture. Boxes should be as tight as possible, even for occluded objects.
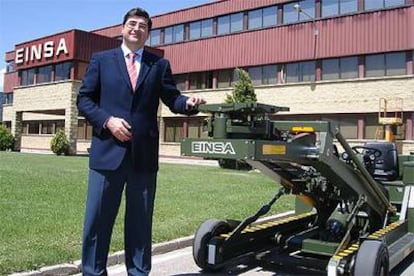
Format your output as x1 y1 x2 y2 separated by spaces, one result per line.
106 116 132 142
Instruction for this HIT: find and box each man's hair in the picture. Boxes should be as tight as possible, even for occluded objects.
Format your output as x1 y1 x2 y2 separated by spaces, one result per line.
123 7 152 30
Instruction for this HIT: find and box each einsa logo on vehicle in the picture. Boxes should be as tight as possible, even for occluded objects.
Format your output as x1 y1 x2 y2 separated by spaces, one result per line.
191 141 236 155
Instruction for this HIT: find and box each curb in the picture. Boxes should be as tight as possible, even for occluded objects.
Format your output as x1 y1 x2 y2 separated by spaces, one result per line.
10 211 294 276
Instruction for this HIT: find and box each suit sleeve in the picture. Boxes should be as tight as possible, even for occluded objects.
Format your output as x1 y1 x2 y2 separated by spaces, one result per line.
159 60 198 116
76 53 111 132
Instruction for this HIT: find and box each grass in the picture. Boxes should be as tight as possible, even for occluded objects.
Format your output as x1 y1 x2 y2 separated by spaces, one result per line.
0 151 294 274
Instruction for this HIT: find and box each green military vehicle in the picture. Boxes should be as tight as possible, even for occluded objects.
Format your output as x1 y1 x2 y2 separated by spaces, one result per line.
181 102 414 275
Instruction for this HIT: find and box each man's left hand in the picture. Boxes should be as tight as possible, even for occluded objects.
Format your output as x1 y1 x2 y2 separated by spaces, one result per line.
186 95 206 109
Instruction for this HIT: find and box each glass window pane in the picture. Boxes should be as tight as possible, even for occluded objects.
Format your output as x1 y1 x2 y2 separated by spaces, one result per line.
37 65 52 83
248 9 262 30
150 29 161 45
230 13 243 33
263 6 277 27
217 15 230 35
365 0 383 10
173 24 184 42
340 56 358 79
322 0 339 17
339 117 358 139
385 0 405 8
189 21 201 40
286 62 299 83
366 54 385 77
174 74 186 91
299 0 316 21
55 61 71 81
217 69 233 88
386 52 406 76
201 19 213 37
322 58 340 80
263 65 277 84
340 0 358 14
248 66 262 86
283 2 299 24
300 61 315 82
365 115 381 139
164 27 173 44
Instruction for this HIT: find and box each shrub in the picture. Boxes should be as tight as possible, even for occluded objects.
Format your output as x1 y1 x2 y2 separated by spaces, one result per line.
50 129 69 155
225 68 257 104
0 124 14 151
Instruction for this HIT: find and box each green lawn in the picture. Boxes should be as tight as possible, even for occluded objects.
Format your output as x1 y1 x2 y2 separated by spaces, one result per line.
0 151 294 274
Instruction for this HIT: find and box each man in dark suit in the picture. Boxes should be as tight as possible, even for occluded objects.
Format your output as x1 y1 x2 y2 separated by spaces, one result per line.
77 7 205 276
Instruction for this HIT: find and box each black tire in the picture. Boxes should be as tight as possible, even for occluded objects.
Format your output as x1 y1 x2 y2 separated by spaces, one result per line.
354 240 389 276
192 219 231 272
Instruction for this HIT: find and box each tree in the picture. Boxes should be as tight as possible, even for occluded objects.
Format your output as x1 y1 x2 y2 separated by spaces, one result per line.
225 68 257 104
0 124 14 151
50 129 69 155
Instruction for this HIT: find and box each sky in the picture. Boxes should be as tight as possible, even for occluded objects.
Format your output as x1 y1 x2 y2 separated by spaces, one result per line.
0 0 213 91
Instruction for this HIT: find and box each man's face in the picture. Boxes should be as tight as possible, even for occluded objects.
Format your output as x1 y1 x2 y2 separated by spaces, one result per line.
122 16 149 47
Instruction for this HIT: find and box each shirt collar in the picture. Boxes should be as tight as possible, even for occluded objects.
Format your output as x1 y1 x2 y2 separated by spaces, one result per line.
121 43 144 58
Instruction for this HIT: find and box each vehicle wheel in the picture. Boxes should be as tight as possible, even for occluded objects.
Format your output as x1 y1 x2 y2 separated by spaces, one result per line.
193 219 231 271
354 240 389 276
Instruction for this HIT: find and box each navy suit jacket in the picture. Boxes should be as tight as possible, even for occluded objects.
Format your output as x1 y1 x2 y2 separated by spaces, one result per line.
77 47 196 172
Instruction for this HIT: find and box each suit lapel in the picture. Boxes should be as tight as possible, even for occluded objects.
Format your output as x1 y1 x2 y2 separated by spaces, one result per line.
136 51 153 90
114 48 133 90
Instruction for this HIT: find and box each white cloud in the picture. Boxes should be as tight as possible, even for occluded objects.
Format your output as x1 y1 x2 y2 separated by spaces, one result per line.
0 68 5 92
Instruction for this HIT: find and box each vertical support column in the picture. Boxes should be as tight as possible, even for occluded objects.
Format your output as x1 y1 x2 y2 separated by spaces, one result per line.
65 86 79 155
357 118 364 139
12 111 23 151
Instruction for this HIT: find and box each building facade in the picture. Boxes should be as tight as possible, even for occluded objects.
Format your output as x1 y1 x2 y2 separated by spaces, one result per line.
2 0 414 155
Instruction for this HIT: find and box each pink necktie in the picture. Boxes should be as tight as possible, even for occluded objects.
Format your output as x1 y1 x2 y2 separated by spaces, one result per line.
127 53 137 91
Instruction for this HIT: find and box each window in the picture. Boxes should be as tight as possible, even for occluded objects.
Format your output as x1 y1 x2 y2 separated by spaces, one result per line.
20 69 35 86
339 117 358 139
263 6 277 27
150 29 161 45
55 61 72 81
230 13 243 33
189 21 201 40
173 24 184 42
365 0 405 10
365 52 406 77
37 65 52 83
217 15 230 35
248 65 277 85
365 115 381 139
322 0 358 17
27 121 40 134
188 118 205 138
189 71 213 90
164 27 173 44
248 66 262 86
164 119 183 142
340 0 358 14
385 52 406 76
3 93 13 105
322 56 358 80
201 19 213 37
285 61 315 83
248 9 263 30
41 121 54 134
322 58 340 80
78 120 92 139
262 65 278 84
341 57 359 79
283 2 300 24
6 61 15 73
298 0 315 21
284 0 315 23
322 0 339 17
217 69 234 88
